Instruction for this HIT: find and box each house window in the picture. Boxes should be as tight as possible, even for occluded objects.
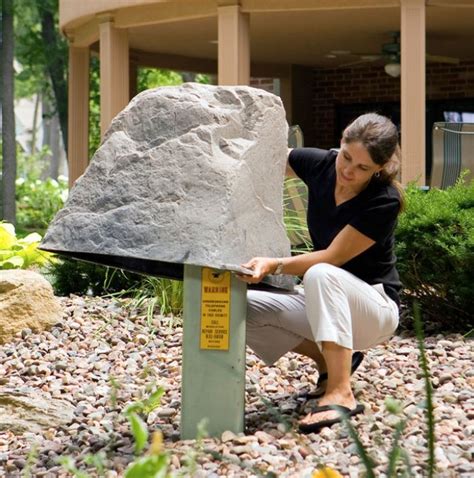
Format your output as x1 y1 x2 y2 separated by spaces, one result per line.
443 111 474 122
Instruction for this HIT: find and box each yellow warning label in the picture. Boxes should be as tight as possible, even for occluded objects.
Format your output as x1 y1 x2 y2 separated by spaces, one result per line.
200 268 231 350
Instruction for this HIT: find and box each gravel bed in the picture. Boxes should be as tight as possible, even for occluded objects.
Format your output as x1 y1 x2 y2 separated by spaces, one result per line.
0 295 472 477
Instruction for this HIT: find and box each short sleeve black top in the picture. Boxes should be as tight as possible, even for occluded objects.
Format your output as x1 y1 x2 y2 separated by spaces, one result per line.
289 147 401 306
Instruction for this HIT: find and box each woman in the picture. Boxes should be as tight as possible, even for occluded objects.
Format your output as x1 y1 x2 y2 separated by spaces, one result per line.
239 113 402 433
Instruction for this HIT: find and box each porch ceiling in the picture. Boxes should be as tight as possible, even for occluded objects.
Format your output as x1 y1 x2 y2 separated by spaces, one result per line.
125 5 474 69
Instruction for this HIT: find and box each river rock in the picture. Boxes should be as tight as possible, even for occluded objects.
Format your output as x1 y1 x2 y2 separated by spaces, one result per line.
40 83 292 289
0 270 62 344
0 388 74 434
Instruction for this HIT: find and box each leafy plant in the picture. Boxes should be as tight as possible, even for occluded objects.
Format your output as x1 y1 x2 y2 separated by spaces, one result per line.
124 387 165 418
0 222 52 269
123 277 184 321
83 452 107 477
56 456 90 478
127 412 150 455
15 174 68 235
283 177 313 254
22 443 39 478
122 386 165 455
124 446 170 478
413 303 435 477
395 178 474 330
56 386 172 477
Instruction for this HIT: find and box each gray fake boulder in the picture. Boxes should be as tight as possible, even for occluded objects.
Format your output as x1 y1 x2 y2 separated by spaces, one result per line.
41 83 293 289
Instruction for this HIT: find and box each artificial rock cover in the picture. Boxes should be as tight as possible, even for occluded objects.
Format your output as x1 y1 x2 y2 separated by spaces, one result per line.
41 83 293 289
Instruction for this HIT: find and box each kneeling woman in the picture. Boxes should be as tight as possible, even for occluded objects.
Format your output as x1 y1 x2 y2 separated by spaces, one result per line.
240 113 403 433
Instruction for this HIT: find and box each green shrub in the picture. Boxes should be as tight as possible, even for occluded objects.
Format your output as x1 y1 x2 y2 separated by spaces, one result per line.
46 257 143 297
395 179 474 330
0 222 52 269
15 175 68 235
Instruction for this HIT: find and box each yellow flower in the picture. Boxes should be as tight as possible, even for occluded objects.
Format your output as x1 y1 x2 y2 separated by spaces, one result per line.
312 467 343 478
149 430 164 455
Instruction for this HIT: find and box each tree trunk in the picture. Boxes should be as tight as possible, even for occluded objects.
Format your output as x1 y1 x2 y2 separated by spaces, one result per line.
30 91 41 155
37 1 68 155
1 0 17 224
41 93 52 179
49 112 61 180
181 72 197 82
42 92 64 181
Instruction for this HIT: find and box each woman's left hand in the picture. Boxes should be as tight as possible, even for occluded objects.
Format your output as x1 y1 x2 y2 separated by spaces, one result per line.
237 257 278 283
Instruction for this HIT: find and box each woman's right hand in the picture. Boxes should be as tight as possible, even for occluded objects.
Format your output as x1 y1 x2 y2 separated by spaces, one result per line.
237 257 279 283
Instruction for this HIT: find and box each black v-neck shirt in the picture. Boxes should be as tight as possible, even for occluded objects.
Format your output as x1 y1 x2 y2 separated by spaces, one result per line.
289 147 401 306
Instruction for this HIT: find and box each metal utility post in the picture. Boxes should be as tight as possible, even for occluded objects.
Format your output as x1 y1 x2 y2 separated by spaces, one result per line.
181 265 247 439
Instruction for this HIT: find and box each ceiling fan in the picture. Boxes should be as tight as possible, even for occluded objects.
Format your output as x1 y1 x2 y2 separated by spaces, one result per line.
327 32 460 77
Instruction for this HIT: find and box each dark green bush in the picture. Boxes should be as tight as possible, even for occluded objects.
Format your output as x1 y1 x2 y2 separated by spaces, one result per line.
46 257 143 297
395 178 474 331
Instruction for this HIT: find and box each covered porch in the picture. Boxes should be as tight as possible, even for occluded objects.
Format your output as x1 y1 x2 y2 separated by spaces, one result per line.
60 0 474 187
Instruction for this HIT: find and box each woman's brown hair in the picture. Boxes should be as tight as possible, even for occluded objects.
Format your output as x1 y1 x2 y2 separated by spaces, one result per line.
342 112 405 211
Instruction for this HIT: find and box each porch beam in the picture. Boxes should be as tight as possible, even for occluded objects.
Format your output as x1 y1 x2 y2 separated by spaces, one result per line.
127 48 288 78
240 0 398 12
64 19 100 48
114 1 215 29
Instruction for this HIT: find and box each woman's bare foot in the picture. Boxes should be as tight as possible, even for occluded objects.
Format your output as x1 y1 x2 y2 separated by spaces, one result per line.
299 388 356 426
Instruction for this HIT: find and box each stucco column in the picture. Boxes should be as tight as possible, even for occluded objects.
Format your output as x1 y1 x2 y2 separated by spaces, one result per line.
217 3 250 85
99 15 129 137
68 45 90 187
401 0 426 185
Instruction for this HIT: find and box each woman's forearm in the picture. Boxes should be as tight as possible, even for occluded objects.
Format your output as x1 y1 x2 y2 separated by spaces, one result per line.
278 249 341 276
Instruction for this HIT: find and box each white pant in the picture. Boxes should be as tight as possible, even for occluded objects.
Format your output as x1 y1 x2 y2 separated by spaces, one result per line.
246 263 399 365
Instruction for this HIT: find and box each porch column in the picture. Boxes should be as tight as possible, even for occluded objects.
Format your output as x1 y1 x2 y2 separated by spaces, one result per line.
217 2 250 85
99 15 129 137
68 45 90 187
401 0 426 185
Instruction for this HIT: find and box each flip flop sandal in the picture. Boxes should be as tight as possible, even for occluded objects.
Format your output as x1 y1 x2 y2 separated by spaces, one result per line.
298 403 365 434
299 351 364 400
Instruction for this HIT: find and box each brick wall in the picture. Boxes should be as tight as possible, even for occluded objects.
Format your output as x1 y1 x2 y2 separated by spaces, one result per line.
311 61 474 148
427 62 474 99
250 77 275 93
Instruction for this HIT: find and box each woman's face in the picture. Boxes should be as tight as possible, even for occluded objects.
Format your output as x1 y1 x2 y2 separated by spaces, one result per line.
335 141 382 190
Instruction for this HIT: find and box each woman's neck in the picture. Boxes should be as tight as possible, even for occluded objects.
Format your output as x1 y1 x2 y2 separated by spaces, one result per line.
335 179 370 197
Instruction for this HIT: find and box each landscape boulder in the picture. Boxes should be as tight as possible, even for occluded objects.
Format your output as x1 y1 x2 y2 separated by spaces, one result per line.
41 83 293 289
0 388 74 434
0 270 62 344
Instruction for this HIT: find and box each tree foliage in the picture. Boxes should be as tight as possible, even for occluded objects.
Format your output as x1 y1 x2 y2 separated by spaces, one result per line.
15 0 68 152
